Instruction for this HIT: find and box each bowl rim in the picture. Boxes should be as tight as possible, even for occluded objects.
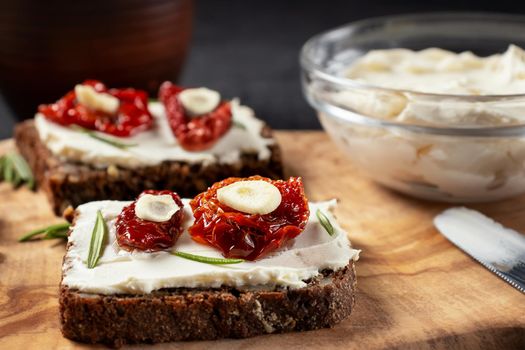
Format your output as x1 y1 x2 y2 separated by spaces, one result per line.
300 11 525 100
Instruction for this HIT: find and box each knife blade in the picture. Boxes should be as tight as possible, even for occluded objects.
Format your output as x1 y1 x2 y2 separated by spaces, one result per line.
434 207 525 294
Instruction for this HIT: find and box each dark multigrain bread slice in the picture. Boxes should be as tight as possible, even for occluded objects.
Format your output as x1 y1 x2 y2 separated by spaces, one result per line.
14 120 283 215
59 262 356 347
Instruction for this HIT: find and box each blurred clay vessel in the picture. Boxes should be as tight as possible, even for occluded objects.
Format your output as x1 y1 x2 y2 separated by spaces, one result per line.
0 0 193 120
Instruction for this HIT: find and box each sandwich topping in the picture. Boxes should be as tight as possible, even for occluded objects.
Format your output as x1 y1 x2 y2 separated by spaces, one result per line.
34 81 274 168
62 198 359 294
178 87 221 116
38 80 153 137
74 84 119 115
189 176 310 260
159 82 232 151
115 190 184 252
135 193 180 222
216 179 282 215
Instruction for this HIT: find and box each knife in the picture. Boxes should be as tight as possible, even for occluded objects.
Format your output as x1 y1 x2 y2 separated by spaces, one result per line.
434 207 525 293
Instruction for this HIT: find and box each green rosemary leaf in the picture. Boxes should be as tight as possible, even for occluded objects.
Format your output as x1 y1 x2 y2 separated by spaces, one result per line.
72 126 137 149
172 251 245 265
44 230 69 240
148 98 159 103
19 222 70 242
3 156 14 183
11 171 21 187
0 156 5 180
9 153 35 189
0 153 35 189
87 132 138 149
316 208 335 236
87 210 108 268
27 176 35 190
232 120 247 130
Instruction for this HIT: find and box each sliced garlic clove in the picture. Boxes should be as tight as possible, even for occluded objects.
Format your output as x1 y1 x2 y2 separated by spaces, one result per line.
135 194 178 222
217 180 282 215
178 87 221 116
74 84 119 115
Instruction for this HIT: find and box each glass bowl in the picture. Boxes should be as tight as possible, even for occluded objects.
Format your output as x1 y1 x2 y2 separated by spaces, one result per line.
300 12 525 202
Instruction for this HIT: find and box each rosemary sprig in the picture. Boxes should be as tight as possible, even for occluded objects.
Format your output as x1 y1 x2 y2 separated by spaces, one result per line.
316 208 335 236
0 153 35 189
19 222 70 242
43 230 69 240
71 126 137 150
232 120 247 130
86 210 108 268
2 156 14 182
172 251 245 265
10 153 35 189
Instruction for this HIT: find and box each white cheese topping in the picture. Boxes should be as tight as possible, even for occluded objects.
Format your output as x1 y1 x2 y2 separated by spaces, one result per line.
62 199 360 295
34 100 274 169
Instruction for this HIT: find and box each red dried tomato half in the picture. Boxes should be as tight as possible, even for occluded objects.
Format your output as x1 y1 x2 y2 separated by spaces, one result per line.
189 176 310 260
158 81 232 151
38 80 153 137
115 190 184 252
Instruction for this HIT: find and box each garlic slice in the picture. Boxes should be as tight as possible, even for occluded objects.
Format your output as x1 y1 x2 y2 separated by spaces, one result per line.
74 84 119 115
217 180 282 215
178 87 221 116
135 194 178 222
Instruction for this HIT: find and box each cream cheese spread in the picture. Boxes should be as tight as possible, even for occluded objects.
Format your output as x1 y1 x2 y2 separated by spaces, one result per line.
34 100 274 169
317 45 525 201
347 45 525 95
61 199 360 294
320 114 525 201
340 45 525 126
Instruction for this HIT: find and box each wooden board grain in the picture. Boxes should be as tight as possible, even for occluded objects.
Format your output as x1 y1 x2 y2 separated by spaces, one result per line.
0 132 524 349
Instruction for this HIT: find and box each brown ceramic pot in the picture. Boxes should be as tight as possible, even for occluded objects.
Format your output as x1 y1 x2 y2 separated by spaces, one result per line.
0 0 193 120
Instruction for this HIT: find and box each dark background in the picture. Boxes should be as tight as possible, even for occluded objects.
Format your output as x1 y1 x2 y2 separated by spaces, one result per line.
1 0 525 139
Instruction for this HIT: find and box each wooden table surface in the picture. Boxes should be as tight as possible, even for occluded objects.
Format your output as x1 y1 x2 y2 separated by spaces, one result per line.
0 132 524 349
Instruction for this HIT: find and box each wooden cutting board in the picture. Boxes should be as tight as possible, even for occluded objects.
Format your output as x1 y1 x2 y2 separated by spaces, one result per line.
0 132 524 349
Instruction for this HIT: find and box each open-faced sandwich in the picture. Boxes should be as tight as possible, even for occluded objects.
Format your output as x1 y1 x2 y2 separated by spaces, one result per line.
15 81 282 215
59 176 360 346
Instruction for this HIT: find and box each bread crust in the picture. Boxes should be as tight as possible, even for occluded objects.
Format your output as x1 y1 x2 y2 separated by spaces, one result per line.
14 120 283 215
59 262 356 347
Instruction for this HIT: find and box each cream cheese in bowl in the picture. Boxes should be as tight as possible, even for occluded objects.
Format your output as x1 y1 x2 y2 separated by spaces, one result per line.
346 45 525 96
342 45 525 126
301 13 525 202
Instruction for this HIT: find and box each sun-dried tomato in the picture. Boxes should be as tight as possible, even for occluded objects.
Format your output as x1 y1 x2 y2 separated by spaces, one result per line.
188 176 310 260
38 80 153 137
115 190 184 252
159 81 232 151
